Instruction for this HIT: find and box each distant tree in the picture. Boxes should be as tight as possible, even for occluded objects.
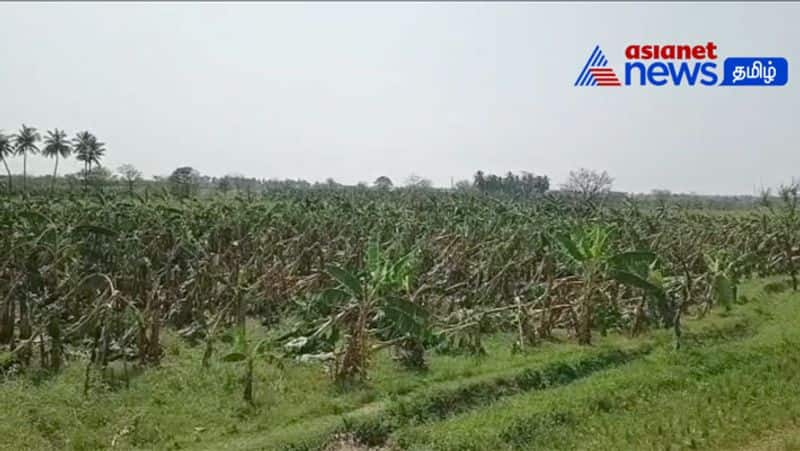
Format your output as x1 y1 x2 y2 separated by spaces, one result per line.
73 131 96 185
13 125 41 193
72 131 106 172
63 171 81 189
374 176 393 190
454 179 473 191
42 129 72 191
503 171 517 191
73 132 90 171
0 131 12 192
473 170 486 192
561 168 614 202
217 176 232 194
537 176 550 193
484 174 503 193
199 174 213 188
405 173 433 189
69 166 114 191
169 166 201 197
224 172 246 191
520 171 549 195
89 136 106 169
86 166 114 186
651 189 672 202
117 164 142 193
472 170 548 196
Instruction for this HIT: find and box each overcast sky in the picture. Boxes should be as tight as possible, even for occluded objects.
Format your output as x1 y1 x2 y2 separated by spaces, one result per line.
1 2 798 194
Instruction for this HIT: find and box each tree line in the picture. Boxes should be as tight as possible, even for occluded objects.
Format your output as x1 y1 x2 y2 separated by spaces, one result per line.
0 124 613 202
2 125 758 210
0 124 106 193
471 170 551 196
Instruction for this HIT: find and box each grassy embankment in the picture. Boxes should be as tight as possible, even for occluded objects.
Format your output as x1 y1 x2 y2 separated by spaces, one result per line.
3 278 800 450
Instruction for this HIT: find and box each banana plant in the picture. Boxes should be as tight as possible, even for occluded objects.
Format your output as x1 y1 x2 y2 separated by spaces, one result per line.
608 253 703 350
760 184 800 291
554 225 613 345
310 241 430 383
704 251 749 311
555 225 657 345
222 325 280 405
609 255 671 326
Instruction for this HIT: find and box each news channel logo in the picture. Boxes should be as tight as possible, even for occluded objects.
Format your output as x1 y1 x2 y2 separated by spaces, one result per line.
575 42 788 87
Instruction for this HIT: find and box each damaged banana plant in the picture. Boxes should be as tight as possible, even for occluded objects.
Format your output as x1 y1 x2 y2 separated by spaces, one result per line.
288 241 431 384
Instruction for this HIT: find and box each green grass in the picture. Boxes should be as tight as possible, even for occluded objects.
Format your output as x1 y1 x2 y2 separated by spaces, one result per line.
2 278 800 450
393 280 800 451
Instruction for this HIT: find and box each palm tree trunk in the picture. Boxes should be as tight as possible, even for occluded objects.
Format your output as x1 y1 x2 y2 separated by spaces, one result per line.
22 151 27 193
51 154 59 192
0 157 11 193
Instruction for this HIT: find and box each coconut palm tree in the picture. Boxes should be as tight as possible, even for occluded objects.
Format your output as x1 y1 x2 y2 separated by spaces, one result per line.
12 125 41 193
73 131 92 171
88 136 106 169
42 129 72 191
73 131 95 185
0 131 12 192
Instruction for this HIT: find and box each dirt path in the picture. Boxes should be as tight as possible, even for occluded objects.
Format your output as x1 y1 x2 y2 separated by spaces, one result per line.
323 435 390 451
738 425 800 451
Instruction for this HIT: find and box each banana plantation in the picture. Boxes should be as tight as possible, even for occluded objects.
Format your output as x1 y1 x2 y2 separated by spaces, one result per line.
2 187 798 382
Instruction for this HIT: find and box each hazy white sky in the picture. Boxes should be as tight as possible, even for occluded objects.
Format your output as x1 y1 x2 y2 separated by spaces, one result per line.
1 2 798 194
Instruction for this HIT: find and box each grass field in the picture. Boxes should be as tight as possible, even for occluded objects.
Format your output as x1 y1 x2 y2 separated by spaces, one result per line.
2 277 800 451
